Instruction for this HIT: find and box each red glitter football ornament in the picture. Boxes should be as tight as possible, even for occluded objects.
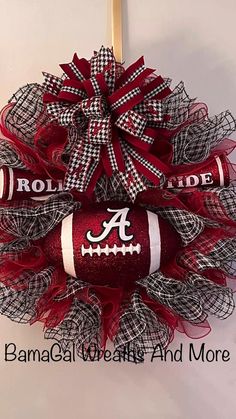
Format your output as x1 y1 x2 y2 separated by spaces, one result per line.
44 203 180 286
0 45 236 361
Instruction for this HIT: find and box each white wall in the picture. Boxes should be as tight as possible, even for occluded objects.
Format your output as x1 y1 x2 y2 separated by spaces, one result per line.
0 1 236 418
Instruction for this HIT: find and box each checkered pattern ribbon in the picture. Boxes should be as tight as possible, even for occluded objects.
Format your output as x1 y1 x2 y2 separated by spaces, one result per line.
172 110 236 164
0 267 54 323
0 193 78 244
44 294 102 354
43 46 171 200
0 140 27 169
110 291 173 356
138 271 234 322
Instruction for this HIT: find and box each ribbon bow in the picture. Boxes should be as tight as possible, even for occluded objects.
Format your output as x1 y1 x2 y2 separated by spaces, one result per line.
43 46 172 200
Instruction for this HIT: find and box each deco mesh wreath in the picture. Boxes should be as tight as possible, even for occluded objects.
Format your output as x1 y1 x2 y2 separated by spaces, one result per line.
0 46 235 360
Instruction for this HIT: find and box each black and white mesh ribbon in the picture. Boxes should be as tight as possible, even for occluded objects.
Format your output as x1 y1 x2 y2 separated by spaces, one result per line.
137 271 234 323
111 291 172 355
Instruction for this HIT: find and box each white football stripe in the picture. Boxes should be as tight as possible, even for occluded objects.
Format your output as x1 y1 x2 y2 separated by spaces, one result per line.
7 167 14 200
0 168 4 199
215 156 225 187
61 213 76 278
146 210 161 274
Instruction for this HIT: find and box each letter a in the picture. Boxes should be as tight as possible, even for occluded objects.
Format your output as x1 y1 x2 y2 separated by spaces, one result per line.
86 208 134 242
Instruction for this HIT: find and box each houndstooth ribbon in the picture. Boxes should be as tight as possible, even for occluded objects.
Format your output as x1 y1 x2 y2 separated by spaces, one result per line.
43 46 172 200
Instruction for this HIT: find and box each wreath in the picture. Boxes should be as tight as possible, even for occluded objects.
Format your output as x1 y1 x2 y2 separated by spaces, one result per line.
0 46 235 360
